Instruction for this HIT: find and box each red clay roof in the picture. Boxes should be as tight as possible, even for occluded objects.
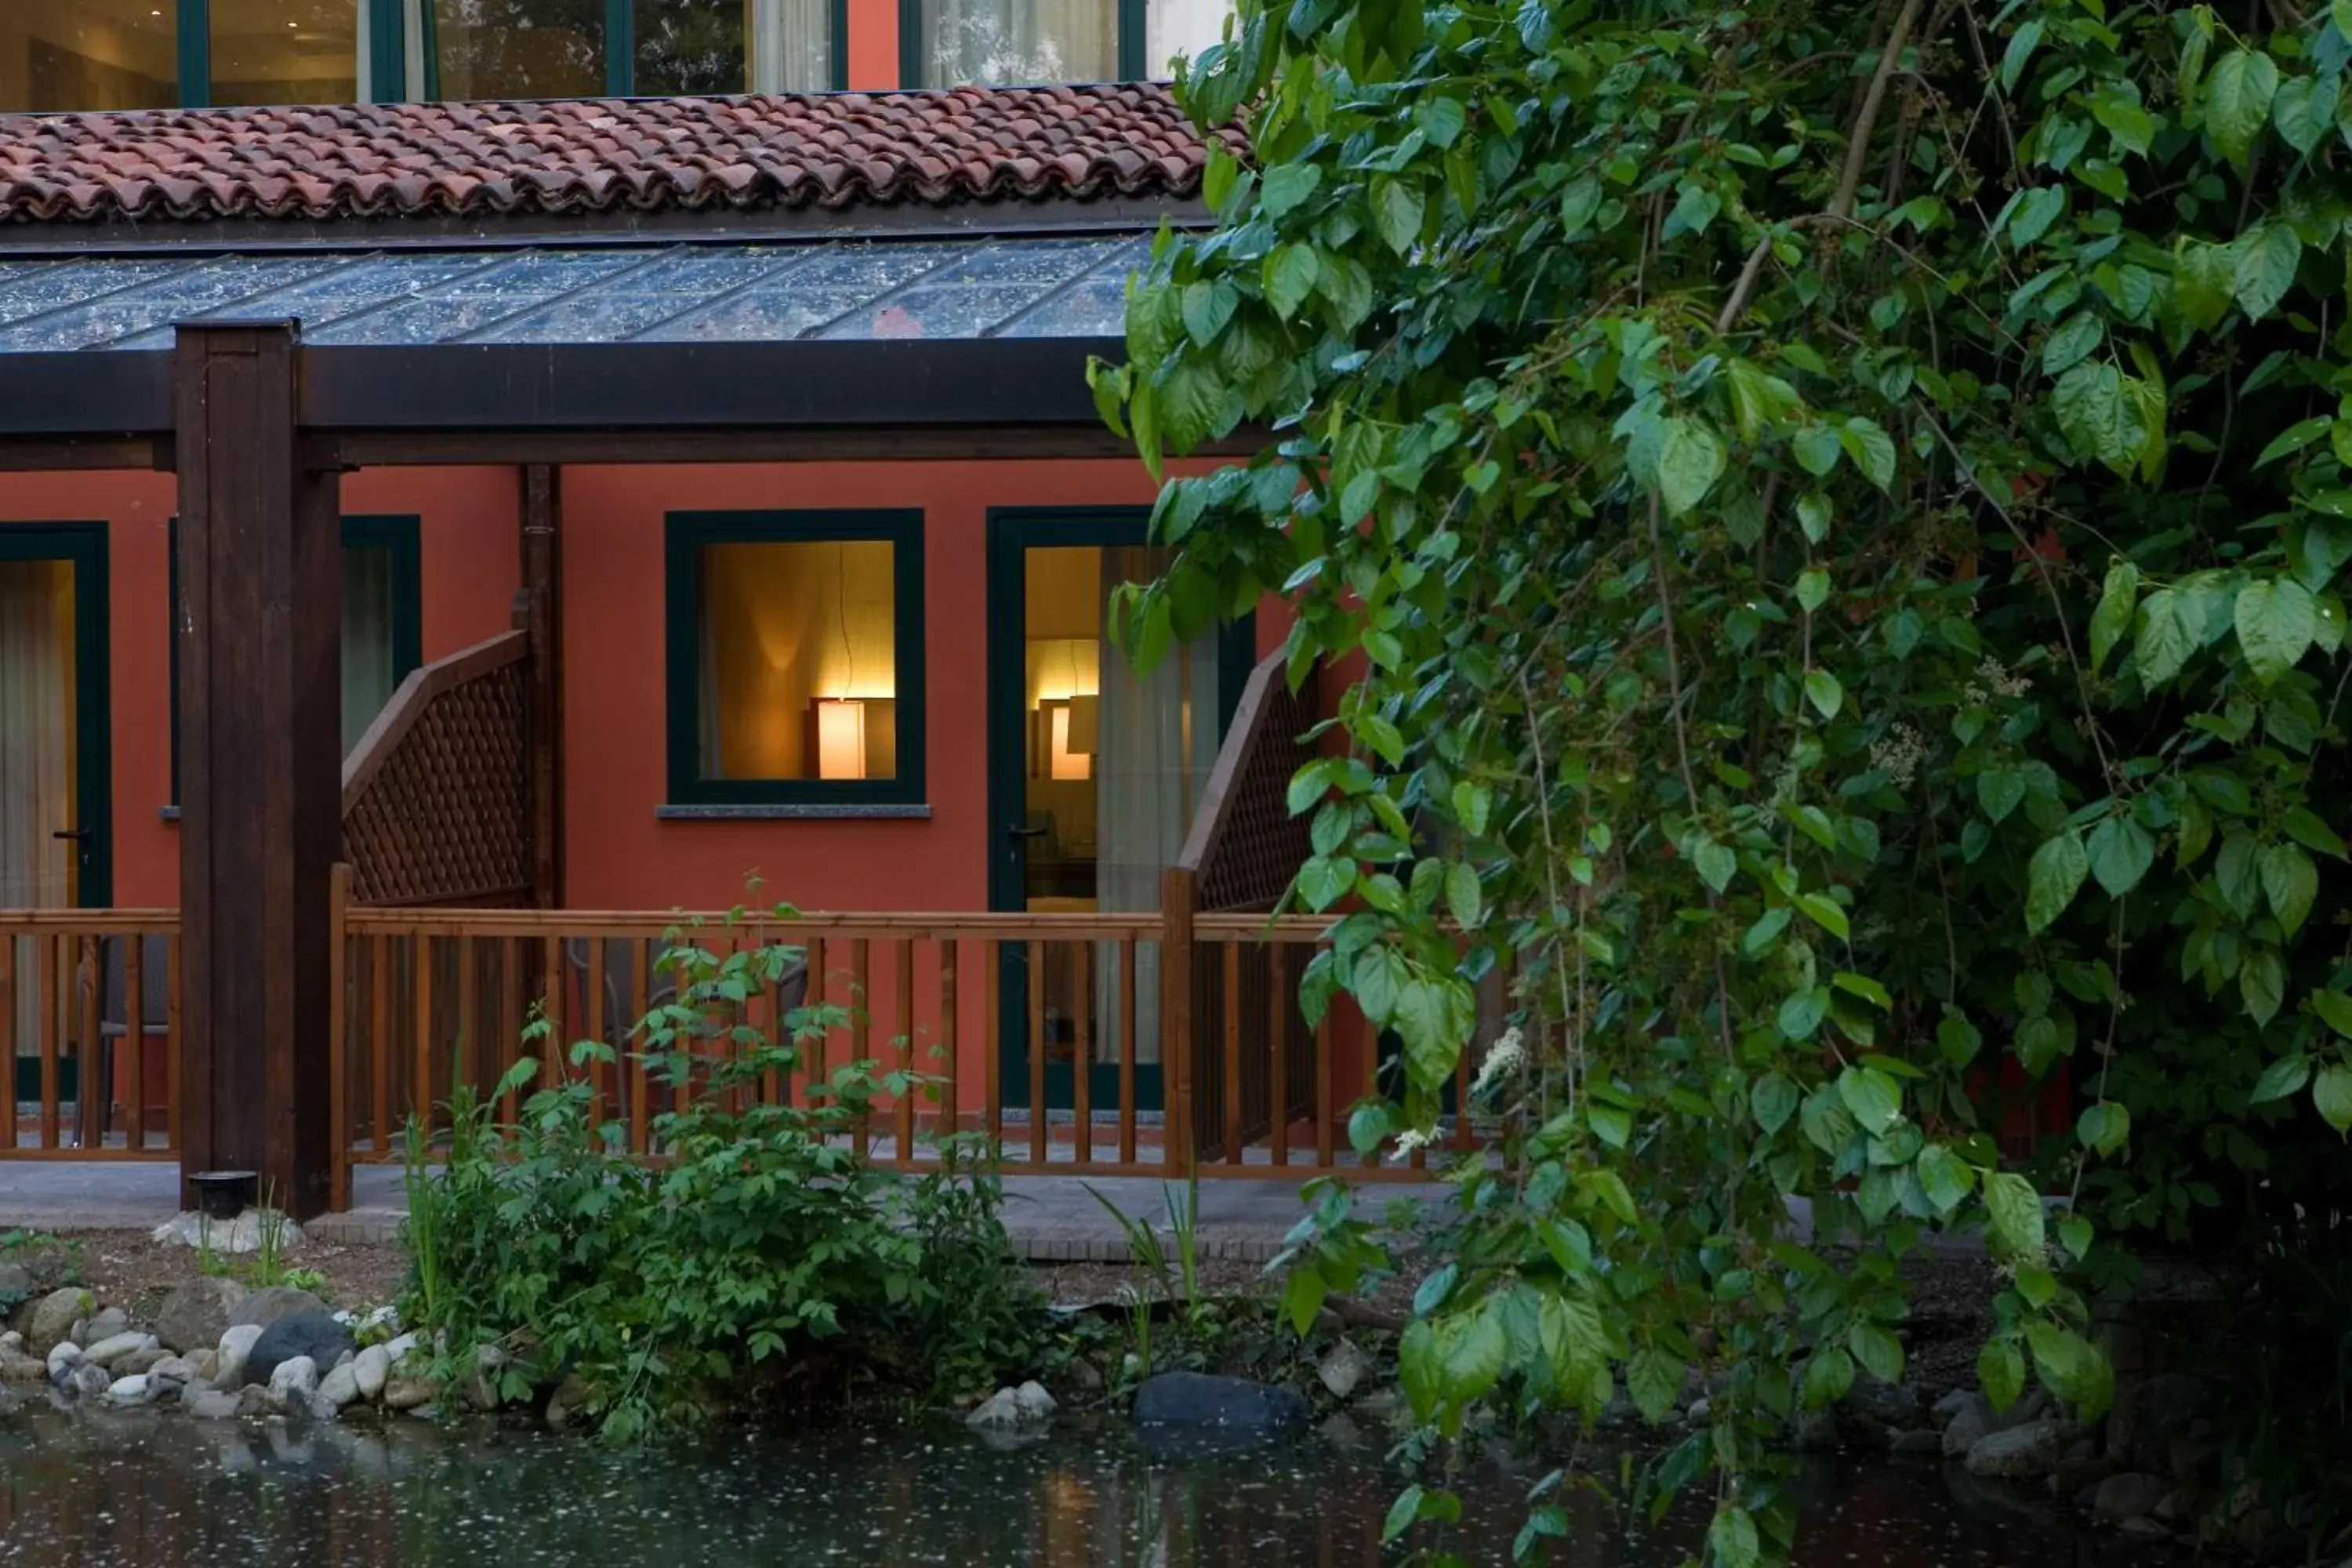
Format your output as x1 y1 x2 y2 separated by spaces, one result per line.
0 84 1239 227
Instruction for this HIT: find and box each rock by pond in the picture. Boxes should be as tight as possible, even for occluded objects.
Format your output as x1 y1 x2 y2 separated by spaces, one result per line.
244 1312 354 1392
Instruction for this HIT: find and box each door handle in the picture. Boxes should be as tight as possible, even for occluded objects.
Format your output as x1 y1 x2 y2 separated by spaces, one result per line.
1007 825 1049 839
50 830 92 844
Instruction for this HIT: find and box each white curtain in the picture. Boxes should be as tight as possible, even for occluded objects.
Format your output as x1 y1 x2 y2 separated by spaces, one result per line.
749 0 830 90
1092 547 1219 1069
0 561 73 1071
920 0 1115 85
1144 0 1229 76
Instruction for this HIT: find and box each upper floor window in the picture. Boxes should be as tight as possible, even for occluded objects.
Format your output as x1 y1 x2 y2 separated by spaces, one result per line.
905 0 1228 87
413 0 837 97
0 0 837 115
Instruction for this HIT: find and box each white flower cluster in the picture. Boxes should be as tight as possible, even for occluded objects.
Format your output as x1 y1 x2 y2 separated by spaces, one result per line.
1470 1025 1527 1100
1963 655 2033 706
1869 722 1930 789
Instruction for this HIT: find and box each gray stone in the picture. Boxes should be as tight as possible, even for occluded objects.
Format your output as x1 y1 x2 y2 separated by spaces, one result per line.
382 1376 434 1412
351 1344 392 1402
183 1388 244 1421
69 1361 110 1399
229 1287 326 1333
1890 1429 1945 1458
2094 1472 2170 1526
235 1385 269 1418
1942 1395 1996 1457
103 1374 154 1406
1317 1411 1365 1446
147 1356 196 1387
1846 1377 1926 1431
1132 1373 1312 1432
1930 1387 1975 1427
0 1344 45 1382
245 1311 354 1392
153 1277 248 1355
2118 1516 2174 1541
317 1361 361 1410
307 1393 343 1423
23 1289 93 1356
1965 1419 2077 1479
965 1387 1031 1430
216 1324 263 1389
1013 1381 1058 1421
114 1345 165 1378
0 1262 34 1304
84 1307 129 1344
266 1356 319 1414
1686 1398 1711 1424
83 1331 157 1370
45 1340 80 1382
187 1348 218 1383
1317 1340 1370 1402
545 1372 596 1429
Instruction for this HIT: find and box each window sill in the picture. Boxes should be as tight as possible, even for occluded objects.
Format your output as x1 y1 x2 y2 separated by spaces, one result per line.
655 804 933 822
159 807 180 822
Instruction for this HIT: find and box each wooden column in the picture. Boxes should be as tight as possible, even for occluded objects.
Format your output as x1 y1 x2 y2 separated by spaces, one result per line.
175 321 340 1218
520 463 564 909
1161 866 1197 1174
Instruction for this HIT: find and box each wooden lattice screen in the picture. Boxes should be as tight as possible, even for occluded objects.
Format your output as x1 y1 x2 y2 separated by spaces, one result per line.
342 630 531 907
1171 650 1319 1160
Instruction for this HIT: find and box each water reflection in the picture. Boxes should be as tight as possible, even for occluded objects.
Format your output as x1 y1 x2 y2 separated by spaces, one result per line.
0 1409 2167 1566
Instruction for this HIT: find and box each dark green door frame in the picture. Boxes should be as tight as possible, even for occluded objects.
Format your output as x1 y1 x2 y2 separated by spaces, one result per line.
0 525 113 909
985 506 1250 1115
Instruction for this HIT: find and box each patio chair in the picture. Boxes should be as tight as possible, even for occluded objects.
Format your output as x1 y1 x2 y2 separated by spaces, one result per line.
560 938 808 1128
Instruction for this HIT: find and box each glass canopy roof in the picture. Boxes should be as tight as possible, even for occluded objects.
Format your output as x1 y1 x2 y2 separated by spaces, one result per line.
0 234 1147 354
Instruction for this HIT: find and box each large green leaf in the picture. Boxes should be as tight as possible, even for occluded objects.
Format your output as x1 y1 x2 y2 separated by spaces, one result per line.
1801 1345 1854 1407
1258 163 1322 220
2173 239 2238 329
1980 1337 2027 1412
2272 72 2339 154
2259 843 2318 934
1916 1144 1976 1214
1262 243 1320 319
1657 417 1727 517
2136 589 2194 685
2086 815 2155 897
1751 1072 1800 1136
1628 1347 1684 1422
1849 1320 1905 1385
2234 223 2303 321
2089 559 2140 671
1984 1171 2046 1259
1837 1065 1903 1137
2205 49 2281 163
2314 1065 2352 1134
2025 830 2089 933
2235 577 2317 683
1371 177 1427 255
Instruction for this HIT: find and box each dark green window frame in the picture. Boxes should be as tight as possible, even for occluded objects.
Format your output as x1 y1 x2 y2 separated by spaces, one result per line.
898 0 1149 87
664 509 927 811
0 523 113 907
148 1 846 110
403 0 849 100
168 514 423 806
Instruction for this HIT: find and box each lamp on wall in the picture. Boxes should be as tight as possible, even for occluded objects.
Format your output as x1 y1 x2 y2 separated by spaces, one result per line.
813 698 868 781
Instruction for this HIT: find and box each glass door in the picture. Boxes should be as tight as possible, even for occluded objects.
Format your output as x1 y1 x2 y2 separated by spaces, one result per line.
987 511 1249 1116
0 524 111 1116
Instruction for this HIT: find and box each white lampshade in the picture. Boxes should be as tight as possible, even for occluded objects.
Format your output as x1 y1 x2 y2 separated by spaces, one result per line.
814 699 867 781
1065 693 1099 755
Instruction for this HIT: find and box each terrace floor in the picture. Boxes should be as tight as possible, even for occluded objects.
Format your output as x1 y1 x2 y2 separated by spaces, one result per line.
0 1156 1445 1265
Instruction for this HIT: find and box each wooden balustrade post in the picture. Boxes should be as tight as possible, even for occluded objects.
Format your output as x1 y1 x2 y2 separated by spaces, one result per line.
328 863 350 1212
175 321 340 1218
1161 866 1197 1175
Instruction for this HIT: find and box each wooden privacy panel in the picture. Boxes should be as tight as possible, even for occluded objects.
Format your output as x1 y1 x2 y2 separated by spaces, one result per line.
343 631 531 907
1179 651 1317 915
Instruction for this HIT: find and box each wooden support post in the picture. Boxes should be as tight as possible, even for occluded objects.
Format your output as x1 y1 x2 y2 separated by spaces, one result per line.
1161 866 1196 1174
175 321 340 1218
520 463 564 910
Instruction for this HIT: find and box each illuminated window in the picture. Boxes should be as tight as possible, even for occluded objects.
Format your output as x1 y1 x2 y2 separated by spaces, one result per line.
0 5 179 112
665 510 926 808
414 0 837 99
212 0 360 105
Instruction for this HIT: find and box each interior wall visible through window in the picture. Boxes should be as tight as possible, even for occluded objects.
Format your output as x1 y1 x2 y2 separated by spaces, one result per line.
909 0 1229 86
212 0 359 105
0 4 179 112
696 539 900 784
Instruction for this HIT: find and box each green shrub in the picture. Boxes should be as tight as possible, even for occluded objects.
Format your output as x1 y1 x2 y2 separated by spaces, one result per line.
398 920 1043 1439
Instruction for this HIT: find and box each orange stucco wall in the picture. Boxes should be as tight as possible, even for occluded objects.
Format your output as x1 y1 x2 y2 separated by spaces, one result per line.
0 466 522 909
561 458 1174 913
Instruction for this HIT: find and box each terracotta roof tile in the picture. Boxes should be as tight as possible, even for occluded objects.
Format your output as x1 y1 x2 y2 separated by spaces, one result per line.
0 84 1243 227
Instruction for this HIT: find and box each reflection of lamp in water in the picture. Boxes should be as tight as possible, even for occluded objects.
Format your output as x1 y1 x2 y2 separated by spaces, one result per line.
814 698 867 780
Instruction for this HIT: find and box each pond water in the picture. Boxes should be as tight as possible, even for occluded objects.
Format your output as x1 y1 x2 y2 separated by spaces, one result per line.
0 1408 2169 1566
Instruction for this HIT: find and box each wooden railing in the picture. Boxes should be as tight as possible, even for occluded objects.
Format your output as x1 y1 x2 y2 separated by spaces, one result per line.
342 630 532 907
0 911 181 1160
1165 649 1319 1166
325 891 1421 1207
